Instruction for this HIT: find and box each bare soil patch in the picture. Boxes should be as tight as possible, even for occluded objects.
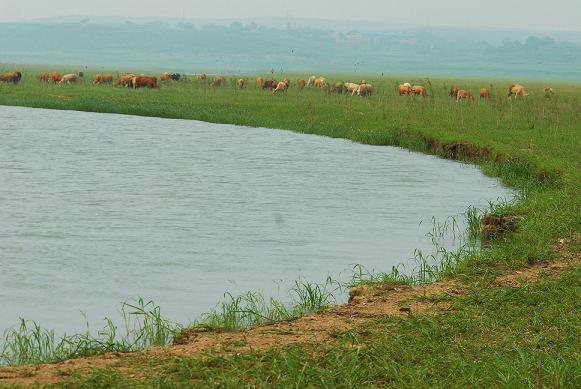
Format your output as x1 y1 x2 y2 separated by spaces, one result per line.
494 235 580 287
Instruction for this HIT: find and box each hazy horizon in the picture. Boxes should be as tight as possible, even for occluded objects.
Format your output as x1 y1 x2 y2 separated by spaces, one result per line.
0 0 580 32
2 1 580 80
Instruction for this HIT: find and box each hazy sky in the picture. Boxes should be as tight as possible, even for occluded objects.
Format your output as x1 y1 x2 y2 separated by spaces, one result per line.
0 0 579 31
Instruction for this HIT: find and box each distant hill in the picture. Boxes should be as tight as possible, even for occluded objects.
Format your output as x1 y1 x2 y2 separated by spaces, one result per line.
1 19 580 80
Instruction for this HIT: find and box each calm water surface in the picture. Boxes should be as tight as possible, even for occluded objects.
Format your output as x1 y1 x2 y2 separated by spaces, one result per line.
0 106 513 334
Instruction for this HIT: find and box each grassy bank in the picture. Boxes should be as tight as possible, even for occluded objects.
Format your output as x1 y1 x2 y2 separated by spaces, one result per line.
0 69 580 387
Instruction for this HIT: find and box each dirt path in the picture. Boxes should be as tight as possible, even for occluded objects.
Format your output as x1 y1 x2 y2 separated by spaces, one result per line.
1 236 579 387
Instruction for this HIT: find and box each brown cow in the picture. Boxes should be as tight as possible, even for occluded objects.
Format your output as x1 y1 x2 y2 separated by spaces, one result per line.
197 73 207 80
480 88 490 99
237 78 245 89
411 85 427 96
114 74 134 87
256 77 265 88
272 80 290 94
344 82 359 95
298 79 306 89
357 83 373 97
508 84 529 98
0 71 22 84
450 86 459 98
94 74 113 85
39 72 50 82
314 77 326 88
210 76 224 87
51 72 62 83
328 82 344 94
58 74 80 85
158 72 180 81
398 83 412 96
262 80 277 90
456 90 474 101
132 76 159 89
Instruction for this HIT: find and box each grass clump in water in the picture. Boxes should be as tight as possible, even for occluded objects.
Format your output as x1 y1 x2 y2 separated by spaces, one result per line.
195 278 339 331
0 298 179 366
0 280 338 364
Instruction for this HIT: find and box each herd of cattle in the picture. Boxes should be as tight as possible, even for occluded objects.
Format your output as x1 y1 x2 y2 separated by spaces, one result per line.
0 71 162 89
0 70 554 99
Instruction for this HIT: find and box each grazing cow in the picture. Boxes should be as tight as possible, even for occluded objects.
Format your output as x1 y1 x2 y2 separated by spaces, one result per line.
0 71 22 84
51 72 63 83
544 87 555 98
39 72 50 82
58 73 80 85
114 74 135 87
237 78 245 89
210 76 224 87
314 77 326 88
411 85 427 96
159 73 180 81
344 82 359 95
456 90 474 101
357 83 373 97
298 79 306 89
508 84 529 98
272 80 290 94
306 75 316 86
450 86 459 98
256 77 265 88
480 88 490 99
93 74 113 85
197 73 207 80
262 80 277 90
327 82 344 94
398 83 412 96
132 76 159 89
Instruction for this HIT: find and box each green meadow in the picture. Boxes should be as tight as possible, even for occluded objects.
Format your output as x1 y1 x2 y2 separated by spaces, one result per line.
0 67 580 387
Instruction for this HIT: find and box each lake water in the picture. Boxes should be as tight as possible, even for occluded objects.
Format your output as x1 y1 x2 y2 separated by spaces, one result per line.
0 106 513 335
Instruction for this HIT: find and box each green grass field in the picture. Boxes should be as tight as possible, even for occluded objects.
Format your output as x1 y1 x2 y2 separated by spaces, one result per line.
0 68 580 387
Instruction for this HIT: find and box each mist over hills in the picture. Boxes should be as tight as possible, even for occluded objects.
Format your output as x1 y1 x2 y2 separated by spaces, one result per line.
2 17 580 80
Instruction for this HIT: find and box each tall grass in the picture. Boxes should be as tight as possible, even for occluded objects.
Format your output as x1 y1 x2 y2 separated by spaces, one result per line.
350 202 520 287
465 206 482 240
196 278 340 331
0 280 339 364
0 298 179 366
